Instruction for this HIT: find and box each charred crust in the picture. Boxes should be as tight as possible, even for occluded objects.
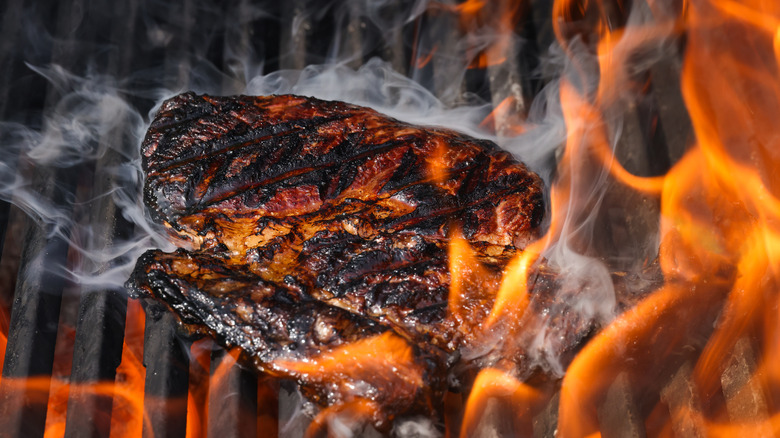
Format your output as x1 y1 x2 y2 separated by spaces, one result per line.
131 93 547 425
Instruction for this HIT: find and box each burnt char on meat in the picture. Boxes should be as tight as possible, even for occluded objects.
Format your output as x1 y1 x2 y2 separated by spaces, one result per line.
131 248 445 422
127 92 544 424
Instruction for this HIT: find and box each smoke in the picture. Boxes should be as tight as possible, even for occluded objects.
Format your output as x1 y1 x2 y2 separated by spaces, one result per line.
0 0 684 432
0 0 571 295
0 62 176 292
508 0 680 376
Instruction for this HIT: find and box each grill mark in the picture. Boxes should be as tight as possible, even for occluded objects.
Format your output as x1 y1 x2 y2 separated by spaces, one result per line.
133 93 545 426
193 138 412 211
149 115 347 174
188 128 494 215
149 93 313 133
148 114 411 192
192 154 516 231
150 128 296 174
384 185 532 231
148 106 215 131
329 259 446 290
319 285 450 353
146 93 215 130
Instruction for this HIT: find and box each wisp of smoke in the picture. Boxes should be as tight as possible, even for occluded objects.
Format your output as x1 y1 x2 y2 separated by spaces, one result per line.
0 0 683 433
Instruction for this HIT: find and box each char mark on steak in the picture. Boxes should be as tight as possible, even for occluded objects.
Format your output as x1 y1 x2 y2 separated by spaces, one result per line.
128 92 545 424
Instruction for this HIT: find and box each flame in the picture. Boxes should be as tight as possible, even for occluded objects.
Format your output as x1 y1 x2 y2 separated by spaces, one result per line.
110 299 147 438
460 368 541 438
185 339 213 438
456 0 486 16
13 0 780 435
427 137 450 185
271 332 424 431
484 240 539 327
0 300 148 438
551 0 780 435
10 294 281 438
448 0 780 435
414 46 438 69
427 0 523 69
448 228 478 320
479 96 527 136
447 228 502 332
0 303 8 378
270 332 422 389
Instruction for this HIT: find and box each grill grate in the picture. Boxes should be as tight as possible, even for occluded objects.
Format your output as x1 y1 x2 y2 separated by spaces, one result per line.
0 0 708 437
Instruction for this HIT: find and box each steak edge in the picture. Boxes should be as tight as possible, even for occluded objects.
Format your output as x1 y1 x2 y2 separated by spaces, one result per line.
128 92 545 425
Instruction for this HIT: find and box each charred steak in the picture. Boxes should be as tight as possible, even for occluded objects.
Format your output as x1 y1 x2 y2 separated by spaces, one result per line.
127 92 544 425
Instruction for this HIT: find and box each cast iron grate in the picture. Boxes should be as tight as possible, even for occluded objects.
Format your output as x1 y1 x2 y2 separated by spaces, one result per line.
0 0 699 437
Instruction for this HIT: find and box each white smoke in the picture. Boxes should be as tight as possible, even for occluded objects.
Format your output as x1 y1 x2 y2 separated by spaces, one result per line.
0 0 684 433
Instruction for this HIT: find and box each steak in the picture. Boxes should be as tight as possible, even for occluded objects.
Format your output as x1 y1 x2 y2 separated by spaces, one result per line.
127 92 544 425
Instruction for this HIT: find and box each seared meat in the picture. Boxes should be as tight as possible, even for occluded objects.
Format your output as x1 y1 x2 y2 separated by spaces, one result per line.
128 92 544 423
142 92 543 260
131 248 445 421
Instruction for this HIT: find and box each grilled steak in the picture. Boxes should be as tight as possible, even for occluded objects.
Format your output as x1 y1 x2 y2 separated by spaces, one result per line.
128 92 544 424
132 248 445 421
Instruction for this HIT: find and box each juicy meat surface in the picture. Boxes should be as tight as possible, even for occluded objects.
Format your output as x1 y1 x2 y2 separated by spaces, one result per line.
128 92 544 423
132 248 445 420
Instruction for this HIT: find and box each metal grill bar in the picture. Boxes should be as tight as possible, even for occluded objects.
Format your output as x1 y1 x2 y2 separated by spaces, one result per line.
0 0 91 432
207 349 258 438
0 191 70 436
0 0 719 437
62 0 141 432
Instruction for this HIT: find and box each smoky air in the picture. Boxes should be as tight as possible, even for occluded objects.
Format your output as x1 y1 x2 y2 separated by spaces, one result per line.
2 1 769 438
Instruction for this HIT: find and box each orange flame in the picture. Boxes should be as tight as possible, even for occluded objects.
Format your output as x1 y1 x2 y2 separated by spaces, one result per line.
460 368 541 438
428 0 523 69
110 299 147 438
448 228 479 320
185 338 213 438
271 332 424 430
479 96 527 136
550 0 780 435
270 332 422 389
427 137 450 185
447 228 503 333
12 295 282 438
485 241 539 327
0 299 149 438
414 45 438 69
16 0 780 435
0 303 8 378
441 0 780 435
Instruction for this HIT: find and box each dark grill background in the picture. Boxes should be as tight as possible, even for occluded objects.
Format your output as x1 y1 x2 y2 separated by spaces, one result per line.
0 0 690 437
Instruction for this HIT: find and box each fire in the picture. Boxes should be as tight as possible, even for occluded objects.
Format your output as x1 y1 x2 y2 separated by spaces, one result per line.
460 368 541 437
5 0 780 435
0 295 282 438
270 331 422 390
425 0 524 69
110 299 147 438
271 332 425 431
414 45 438 69
0 300 148 438
427 137 450 185
447 228 502 332
0 303 7 382
484 240 538 327
480 96 527 136
449 0 780 436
